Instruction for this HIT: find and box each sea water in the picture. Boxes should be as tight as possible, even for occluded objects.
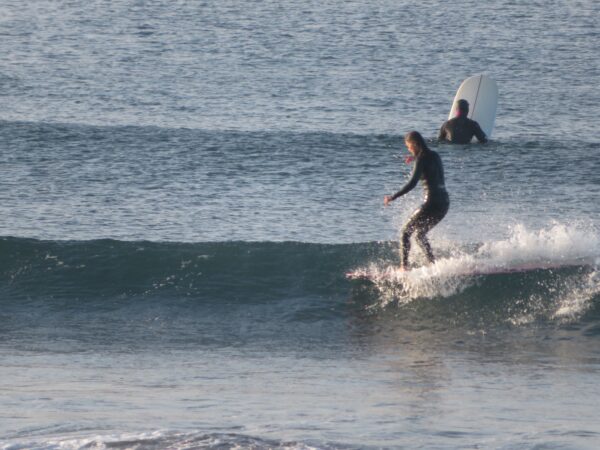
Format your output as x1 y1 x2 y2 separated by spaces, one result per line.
1 1 599 449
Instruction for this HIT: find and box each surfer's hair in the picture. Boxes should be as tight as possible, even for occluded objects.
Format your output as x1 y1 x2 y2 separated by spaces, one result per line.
457 99 469 114
404 131 429 158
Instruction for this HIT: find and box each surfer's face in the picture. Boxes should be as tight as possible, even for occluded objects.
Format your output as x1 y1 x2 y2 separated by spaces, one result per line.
405 140 417 155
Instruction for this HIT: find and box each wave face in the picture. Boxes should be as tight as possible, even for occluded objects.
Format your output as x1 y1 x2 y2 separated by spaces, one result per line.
0 237 362 302
2 223 599 352
0 237 373 353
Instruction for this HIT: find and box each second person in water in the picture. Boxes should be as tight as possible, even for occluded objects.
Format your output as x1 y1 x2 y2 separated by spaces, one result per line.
384 131 449 270
438 99 487 144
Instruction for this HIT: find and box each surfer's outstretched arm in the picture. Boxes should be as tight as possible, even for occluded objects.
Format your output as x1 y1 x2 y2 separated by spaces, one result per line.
384 159 423 205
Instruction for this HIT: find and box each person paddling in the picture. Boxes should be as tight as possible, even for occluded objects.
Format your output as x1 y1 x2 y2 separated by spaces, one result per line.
384 131 449 270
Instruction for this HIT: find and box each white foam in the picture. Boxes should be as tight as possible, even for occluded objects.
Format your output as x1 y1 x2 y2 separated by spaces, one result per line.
354 222 600 306
477 222 599 266
553 270 600 321
0 431 320 450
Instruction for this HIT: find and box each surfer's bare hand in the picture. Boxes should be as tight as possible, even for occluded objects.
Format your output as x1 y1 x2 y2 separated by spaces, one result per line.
384 195 392 206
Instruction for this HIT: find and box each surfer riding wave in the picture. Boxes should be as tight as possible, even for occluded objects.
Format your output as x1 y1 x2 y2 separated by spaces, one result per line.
384 131 449 270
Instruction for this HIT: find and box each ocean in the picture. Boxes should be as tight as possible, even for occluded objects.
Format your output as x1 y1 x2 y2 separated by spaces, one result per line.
1 0 599 449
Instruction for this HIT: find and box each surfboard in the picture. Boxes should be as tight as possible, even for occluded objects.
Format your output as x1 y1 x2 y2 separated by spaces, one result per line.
346 260 590 282
448 74 498 139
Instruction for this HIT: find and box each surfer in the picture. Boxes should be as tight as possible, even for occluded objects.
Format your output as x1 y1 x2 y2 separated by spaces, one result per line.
384 131 449 270
438 99 488 144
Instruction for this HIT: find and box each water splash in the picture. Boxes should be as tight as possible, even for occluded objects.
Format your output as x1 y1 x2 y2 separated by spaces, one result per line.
552 268 600 322
478 222 599 266
350 222 600 310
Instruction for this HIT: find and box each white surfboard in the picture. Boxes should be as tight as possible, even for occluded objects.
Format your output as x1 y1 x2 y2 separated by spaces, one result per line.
346 259 590 282
448 74 498 139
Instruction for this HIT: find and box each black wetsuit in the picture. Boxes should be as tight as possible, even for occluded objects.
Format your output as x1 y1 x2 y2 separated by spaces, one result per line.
438 116 487 144
390 150 449 268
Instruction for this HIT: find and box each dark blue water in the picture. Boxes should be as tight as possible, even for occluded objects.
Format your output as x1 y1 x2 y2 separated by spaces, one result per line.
1 1 600 449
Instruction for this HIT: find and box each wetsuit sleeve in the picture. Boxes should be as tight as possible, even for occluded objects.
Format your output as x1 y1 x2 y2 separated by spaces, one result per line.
391 158 424 200
473 122 488 143
438 122 448 141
